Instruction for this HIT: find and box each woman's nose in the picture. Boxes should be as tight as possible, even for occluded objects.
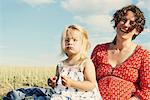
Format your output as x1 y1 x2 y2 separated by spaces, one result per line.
124 20 130 27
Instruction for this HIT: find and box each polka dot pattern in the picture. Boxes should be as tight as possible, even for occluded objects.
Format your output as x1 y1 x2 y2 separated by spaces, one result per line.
91 43 150 100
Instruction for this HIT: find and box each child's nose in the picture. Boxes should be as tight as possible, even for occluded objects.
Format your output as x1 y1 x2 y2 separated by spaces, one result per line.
68 39 73 45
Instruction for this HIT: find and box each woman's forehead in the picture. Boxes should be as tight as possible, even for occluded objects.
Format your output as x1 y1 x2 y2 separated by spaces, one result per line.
125 11 136 21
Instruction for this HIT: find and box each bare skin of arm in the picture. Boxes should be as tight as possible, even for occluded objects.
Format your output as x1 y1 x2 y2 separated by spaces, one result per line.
48 65 59 88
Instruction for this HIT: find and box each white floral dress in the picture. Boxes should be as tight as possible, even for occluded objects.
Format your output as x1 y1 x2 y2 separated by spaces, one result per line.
51 59 102 100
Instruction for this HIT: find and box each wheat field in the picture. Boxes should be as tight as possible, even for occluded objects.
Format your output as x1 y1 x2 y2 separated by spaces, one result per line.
0 65 56 99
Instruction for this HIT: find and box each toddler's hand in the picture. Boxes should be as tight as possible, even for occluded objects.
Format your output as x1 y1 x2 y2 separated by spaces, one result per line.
61 76 73 87
47 76 57 88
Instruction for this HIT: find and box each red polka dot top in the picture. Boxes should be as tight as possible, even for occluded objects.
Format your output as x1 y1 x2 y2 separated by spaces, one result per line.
91 43 150 100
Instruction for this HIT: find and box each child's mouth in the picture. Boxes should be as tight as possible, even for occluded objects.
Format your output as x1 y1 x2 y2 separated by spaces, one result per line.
67 47 73 50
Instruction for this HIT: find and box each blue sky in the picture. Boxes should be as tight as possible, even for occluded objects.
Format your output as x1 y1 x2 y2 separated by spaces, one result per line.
1 0 150 66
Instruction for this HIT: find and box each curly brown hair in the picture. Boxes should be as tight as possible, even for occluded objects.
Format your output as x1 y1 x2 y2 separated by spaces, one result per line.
112 4 145 41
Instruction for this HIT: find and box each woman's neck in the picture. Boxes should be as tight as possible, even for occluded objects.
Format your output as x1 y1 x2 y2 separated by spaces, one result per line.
114 39 134 51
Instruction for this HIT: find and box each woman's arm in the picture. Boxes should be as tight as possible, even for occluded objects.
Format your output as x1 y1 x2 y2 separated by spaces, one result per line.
91 44 103 81
61 59 97 91
134 50 150 100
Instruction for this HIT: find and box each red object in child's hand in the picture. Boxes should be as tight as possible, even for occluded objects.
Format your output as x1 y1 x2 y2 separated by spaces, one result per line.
53 77 56 80
61 76 64 79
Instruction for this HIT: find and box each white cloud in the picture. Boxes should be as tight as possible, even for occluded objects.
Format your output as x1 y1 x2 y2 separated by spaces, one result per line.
91 36 113 47
61 0 132 34
22 0 56 7
61 0 131 15
137 0 150 11
74 15 114 33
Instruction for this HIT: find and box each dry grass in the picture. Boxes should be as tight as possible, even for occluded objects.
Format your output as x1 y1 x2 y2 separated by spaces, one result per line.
0 65 56 98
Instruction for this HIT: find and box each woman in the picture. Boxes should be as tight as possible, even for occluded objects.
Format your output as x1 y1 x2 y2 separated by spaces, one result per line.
91 5 150 100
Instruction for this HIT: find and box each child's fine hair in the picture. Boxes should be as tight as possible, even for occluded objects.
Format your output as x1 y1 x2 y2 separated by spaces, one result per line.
61 24 90 59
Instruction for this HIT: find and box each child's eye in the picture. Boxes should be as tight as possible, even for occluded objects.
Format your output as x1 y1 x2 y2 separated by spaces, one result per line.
73 39 77 41
65 39 69 42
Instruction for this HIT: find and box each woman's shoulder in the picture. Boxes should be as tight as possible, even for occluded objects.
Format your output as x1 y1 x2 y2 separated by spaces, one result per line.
92 42 110 55
135 45 150 58
93 42 110 50
137 45 150 53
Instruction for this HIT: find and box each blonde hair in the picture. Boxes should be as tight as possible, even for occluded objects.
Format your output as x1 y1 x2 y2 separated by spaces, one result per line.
61 24 90 59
